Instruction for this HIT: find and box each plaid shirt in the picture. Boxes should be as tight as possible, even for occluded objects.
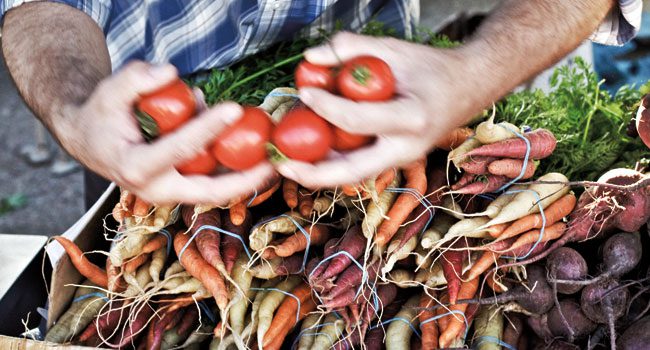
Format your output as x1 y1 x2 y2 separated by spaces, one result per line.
0 0 642 76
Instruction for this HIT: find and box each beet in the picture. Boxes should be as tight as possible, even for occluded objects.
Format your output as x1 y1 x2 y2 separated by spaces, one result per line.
618 316 650 350
581 279 629 324
546 247 588 294
527 313 553 340
547 299 597 340
599 232 642 279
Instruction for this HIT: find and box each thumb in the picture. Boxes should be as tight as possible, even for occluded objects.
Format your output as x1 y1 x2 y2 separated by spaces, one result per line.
304 32 386 66
100 61 178 108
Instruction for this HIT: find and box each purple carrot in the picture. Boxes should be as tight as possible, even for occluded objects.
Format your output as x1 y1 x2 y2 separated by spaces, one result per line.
114 303 154 348
460 156 497 174
221 209 252 274
182 206 223 271
464 129 556 160
320 226 366 280
451 175 509 194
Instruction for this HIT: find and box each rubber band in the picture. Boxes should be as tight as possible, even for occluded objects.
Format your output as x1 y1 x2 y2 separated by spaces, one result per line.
246 188 258 207
473 336 517 350
500 189 546 260
477 194 497 201
250 287 301 324
178 224 253 262
73 292 109 303
268 91 300 99
309 251 366 299
198 300 217 324
158 228 173 257
495 125 532 193
370 317 421 338
420 309 469 340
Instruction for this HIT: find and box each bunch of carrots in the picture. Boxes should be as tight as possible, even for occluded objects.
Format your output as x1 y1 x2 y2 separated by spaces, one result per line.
46 102 587 350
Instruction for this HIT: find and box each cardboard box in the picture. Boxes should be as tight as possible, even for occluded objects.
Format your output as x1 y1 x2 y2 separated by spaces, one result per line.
0 184 118 348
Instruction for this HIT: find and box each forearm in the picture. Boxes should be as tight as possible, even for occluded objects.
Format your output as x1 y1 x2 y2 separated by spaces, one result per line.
1 2 110 141
460 0 614 112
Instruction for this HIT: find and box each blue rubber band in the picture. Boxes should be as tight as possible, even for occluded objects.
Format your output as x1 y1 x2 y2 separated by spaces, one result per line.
250 287 301 324
198 300 217 324
477 194 496 201
420 309 469 341
309 251 366 299
473 336 517 350
370 317 421 338
500 189 547 260
158 228 173 257
73 292 109 303
494 125 532 193
246 189 258 207
178 224 253 262
386 187 436 234
268 91 300 99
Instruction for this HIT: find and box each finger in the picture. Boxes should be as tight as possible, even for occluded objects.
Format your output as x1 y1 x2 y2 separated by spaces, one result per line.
304 32 395 66
138 162 276 204
276 138 417 188
193 87 208 112
299 87 426 134
99 61 178 108
124 102 243 182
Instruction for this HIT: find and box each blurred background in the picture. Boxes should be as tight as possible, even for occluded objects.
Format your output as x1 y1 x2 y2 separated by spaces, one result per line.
1 1 650 236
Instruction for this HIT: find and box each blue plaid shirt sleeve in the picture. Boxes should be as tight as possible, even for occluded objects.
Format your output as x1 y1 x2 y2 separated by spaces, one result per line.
0 0 112 29
591 0 643 46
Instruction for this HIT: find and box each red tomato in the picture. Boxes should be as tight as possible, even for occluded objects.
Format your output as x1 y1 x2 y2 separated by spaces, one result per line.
295 60 336 92
332 127 373 151
212 107 273 171
136 79 196 137
176 150 219 175
336 56 395 101
272 108 333 163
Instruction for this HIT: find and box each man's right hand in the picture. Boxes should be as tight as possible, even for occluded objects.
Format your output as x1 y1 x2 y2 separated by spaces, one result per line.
54 61 276 204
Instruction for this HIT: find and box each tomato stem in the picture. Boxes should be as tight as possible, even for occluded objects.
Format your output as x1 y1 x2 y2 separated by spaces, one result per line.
135 109 159 141
352 65 371 86
266 143 288 164
219 52 304 100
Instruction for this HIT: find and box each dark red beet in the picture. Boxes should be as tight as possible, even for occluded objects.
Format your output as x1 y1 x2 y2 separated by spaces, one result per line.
581 279 629 324
618 316 650 350
546 247 588 294
600 232 642 279
547 299 597 340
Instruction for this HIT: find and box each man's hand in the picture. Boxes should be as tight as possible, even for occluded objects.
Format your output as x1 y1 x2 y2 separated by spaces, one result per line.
55 61 275 204
276 32 478 188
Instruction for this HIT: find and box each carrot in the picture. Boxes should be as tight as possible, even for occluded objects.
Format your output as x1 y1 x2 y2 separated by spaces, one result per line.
262 283 314 348
375 159 426 246
419 292 439 349
382 227 418 273
283 178 299 209
78 300 129 346
485 222 510 239
153 204 174 228
257 276 302 348
229 254 254 335
373 168 396 196
124 253 150 274
441 239 469 304
106 258 125 293
270 224 330 258
222 209 252 274
496 193 576 241
249 180 281 207
465 128 556 160
488 158 537 179
450 175 509 195
319 225 366 280
182 207 226 275
265 300 317 350
250 255 303 279
298 190 314 217
311 314 345 350
173 233 228 311
115 302 154 348
474 114 521 144
112 203 127 223
499 222 567 255
386 295 420 350
133 196 151 217
141 234 169 254
449 137 482 169
147 308 184 350
460 156 497 175
437 127 474 150
229 200 247 226
451 173 476 191
119 188 135 211
485 269 507 293
466 250 501 281
472 305 504 350
342 183 361 197
149 247 166 283
53 236 108 288
439 276 479 347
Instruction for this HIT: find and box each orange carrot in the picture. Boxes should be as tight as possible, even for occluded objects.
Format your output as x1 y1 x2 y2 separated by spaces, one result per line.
485 269 507 293
466 250 500 281
249 180 281 207
342 184 360 197
436 127 474 151
119 189 135 211
439 276 479 347
488 158 537 179
298 190 314 217
283 179 299 209
229 200 247 226
375 159 427 246
173 233 228 311
500 222 566 255
374 168 396 196
271 224 330 258
263 283 314 348
497 193 576 241
133 197 151 217
419 292 439 349
53 236 108 288
486 223 510 239
124 253 150 274
106 257 125 293
141 234 169 254
265 298 317 350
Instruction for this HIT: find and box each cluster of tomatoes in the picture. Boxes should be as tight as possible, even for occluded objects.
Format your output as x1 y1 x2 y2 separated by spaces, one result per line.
135 56 395 175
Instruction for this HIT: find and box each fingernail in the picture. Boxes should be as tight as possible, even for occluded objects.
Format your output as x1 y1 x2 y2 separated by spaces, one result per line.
148 64 176 79
221 104 243 125
299 89 313 104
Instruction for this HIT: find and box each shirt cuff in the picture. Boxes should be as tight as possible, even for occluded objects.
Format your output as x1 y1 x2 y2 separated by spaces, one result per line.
1 0 111 30
590 0 642 46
